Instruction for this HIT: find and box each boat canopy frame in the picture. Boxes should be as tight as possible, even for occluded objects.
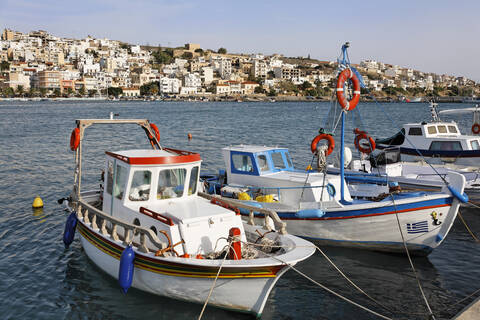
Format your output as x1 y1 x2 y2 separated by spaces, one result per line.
72 119 161 204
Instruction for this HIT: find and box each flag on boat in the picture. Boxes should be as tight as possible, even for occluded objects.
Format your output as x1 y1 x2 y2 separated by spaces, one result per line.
406 221 428 234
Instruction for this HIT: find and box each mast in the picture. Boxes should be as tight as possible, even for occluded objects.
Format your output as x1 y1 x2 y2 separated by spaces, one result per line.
339 43 350 204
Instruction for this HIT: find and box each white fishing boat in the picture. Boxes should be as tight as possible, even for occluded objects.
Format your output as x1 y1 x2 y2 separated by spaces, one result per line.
61 118 314 317
376 102 480 166
201 44 468 256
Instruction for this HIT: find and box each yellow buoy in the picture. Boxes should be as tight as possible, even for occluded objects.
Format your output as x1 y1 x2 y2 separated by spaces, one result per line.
187 133 192 140
32 196 44 208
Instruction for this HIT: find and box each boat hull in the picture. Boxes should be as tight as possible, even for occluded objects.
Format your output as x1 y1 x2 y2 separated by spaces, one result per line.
244 195 459 256
75 218 305 316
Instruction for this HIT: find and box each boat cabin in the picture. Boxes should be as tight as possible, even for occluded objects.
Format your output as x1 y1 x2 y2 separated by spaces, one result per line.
377 122 480 152
102 148 244 255
222 145 351 206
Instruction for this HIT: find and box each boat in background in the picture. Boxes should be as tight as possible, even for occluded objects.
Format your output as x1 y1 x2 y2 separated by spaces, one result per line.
376 102 480 166
60 117 314 317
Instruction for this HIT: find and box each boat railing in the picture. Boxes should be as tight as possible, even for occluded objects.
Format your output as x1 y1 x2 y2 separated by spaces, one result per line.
198 192 287 235
76 197 167 253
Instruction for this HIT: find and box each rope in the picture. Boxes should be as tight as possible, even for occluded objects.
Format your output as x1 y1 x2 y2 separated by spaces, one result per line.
457 210 480 242
197 241 232 320
268 254 393 320
390 194 436 319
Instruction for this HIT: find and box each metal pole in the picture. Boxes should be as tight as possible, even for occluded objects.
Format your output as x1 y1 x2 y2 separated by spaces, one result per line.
340 111 349 204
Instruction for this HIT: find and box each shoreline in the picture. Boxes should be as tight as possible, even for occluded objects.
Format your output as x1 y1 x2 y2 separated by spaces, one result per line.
0 95 474 103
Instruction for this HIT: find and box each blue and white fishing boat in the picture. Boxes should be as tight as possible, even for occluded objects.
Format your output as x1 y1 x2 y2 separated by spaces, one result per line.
60 117 314 317
202 44 468 255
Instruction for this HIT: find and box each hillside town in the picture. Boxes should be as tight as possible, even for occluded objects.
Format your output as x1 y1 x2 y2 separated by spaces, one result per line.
0 28 478 101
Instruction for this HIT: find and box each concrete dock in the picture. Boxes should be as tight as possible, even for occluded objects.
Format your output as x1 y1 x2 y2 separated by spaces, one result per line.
452 297 480 320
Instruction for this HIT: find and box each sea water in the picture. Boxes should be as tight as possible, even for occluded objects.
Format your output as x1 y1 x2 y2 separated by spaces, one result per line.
0 100 479 320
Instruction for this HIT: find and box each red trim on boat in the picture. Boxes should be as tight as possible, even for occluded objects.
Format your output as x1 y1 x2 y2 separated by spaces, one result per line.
139 207 175 226
106 148 201 165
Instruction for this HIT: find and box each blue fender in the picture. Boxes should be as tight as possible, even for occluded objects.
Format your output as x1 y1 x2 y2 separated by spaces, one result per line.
63 211 78 249
295 209 325 219
238 201 263 215
447 185 469 203
118 245 135 294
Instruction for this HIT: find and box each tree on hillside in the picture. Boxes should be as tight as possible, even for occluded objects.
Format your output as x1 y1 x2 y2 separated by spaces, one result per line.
152 49 173 65
300 81 312 91
218 47 227 54
108 87 123 97
0 61 9 71
16 85 24 96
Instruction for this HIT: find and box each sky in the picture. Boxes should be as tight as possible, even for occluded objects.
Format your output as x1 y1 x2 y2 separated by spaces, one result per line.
1 0 479 81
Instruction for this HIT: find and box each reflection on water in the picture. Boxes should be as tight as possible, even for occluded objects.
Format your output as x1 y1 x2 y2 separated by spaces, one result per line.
0 100 479 319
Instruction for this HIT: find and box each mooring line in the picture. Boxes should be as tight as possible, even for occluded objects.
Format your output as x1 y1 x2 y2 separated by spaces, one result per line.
391 194 436 320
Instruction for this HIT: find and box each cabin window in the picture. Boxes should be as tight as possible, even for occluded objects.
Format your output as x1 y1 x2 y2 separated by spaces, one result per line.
157 168 186 199
408 127 422 136
232 154 254 172
129 170 151 201
286 154 293 168
448 126 458 133
257 155 270 172
106 160 114 194
470 140 480 150
188 166 199 195
429 141 463 151
437 125 447 133
427 126 437 134
113 164 128 200
272 152 286 169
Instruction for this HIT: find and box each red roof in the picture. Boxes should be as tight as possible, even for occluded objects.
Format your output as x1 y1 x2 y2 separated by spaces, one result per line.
106 148 201 165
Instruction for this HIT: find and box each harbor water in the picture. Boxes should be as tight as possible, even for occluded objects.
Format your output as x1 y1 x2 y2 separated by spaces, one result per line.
0 100 479 319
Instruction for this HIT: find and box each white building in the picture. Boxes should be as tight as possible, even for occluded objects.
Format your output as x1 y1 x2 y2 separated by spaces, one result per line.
159 77 181 94
184 73 201 88
201 67 213 85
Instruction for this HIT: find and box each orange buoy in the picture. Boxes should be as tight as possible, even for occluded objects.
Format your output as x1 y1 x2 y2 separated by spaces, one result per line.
310 134 335 156
353 128 376 154
472 123 480 134
187 133 192 140
70 128 80 151
336 68 361 111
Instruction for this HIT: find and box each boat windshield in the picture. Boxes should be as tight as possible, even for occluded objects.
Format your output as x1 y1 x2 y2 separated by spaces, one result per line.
470 140 480 150
188 166 199 195
157 168 186 199
129 170 152 201
272 152 286 169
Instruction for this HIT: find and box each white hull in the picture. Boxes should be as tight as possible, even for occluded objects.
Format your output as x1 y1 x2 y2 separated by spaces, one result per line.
75 217 313 316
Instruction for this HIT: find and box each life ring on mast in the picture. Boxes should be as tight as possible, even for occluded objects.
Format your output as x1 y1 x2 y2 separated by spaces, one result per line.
336 69 361 111
149 123 160 141
70 128 80 151
472 123 480 134
310 134 335 156
353 128 375 154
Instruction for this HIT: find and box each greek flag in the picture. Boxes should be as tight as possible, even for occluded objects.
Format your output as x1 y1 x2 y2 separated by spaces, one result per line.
406 221 428 234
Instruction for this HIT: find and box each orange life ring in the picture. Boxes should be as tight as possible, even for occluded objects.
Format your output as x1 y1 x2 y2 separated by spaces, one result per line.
472 123 480 134
336 69 361 111
310 134 335 156
70 128 80 151
149 123 160 141
353 128 375 154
